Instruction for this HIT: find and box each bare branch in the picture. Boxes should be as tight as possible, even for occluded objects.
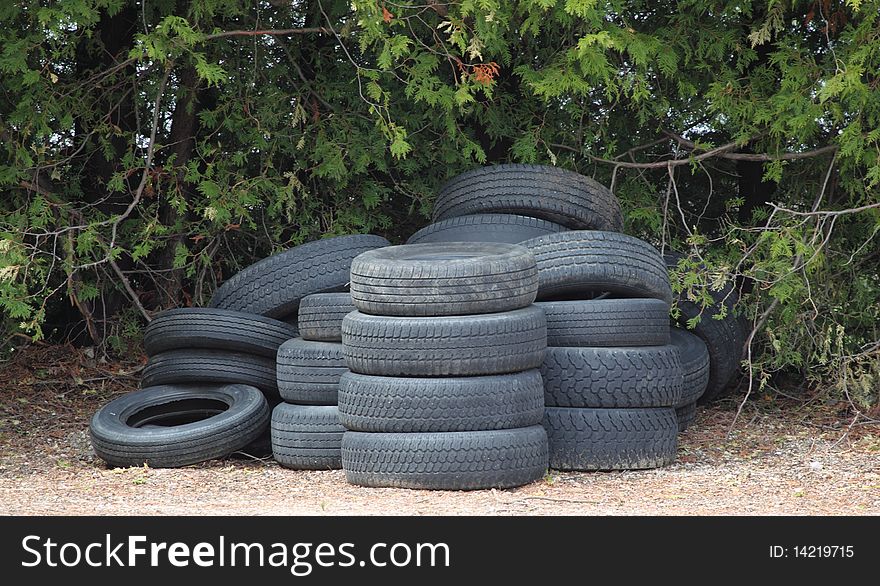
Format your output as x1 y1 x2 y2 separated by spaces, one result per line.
203 27 332 41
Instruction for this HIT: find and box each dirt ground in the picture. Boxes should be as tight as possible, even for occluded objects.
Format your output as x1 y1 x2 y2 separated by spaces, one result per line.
1 345 878 516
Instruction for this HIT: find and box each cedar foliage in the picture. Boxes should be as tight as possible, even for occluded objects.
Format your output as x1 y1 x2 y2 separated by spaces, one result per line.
1 1 878 406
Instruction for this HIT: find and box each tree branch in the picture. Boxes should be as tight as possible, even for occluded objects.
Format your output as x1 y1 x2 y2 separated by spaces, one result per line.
203 28 332 41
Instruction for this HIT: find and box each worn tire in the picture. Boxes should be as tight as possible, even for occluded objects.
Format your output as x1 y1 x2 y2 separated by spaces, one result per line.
342 308 547 377
543 407 678 471
209 234 389 318
271 403 344 470
341 427 549 490
537 299 670 347
433 164 623 231
297 293 355 342
541 346 682 408
670 328 710 407
90 384 269 468
522 231 672 304
338 370 544 433
665 253 744 403
349 242 538 317
276 339 346 405
142 350 279 398
144 308 297 358
676 402 698 432
407 213 567 245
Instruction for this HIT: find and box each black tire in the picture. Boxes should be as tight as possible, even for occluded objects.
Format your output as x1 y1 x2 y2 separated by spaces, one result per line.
341 427 549 490
337 370 544 433
406 213 567 245
522 231 672 304
676 402 697 432
142 350 279 398
665 253 744 403
143 308 297 358
209 234 390 318
271 403 344 470
297 293 355 342
541 346 682 408
433 164 623 231
670 328 710 407
276 338 346 405
349 242 538 317
90 384 269 468
543 407 678 471
341 308 547 377
537 299 670 347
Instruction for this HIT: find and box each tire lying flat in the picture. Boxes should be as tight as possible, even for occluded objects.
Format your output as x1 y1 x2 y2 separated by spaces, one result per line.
433 164 623 231
142 349 279 399
341 426 549 490
541 345 682 408
297 293 355 342
341 307 547 377
537 298 670 347
143 308 297 358
522 231 672 304
670 328 710 407
271 403 345 470
338 370 544 433
675 402 698 432
209 234 390 318
349 242 538 317
90 384 269 468
406 213 567 245
543 407 678 471
276 338 347 405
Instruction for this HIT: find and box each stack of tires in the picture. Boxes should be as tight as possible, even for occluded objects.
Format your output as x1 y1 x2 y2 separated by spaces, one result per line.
338 242 550 490
521 231 682 470
89 234 389 468
270 293 355 470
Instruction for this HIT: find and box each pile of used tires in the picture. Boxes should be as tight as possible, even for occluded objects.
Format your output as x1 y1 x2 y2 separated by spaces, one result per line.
90 164 743 490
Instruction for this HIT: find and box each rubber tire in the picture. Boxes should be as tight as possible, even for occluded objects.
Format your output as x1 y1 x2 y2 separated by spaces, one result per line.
90 384 269 468
349 242 538 317
142 350 279 399
537 299 670 347
276 338 346 405
297 293 355 342
337 370 544 432
670 328 710 407
541 346 682 408
209 234 390 318
543 407 678 471
433 164 623 231
341 307 547 377
406 213 567 245
341 427 549 490
144 308 297 358
271 403 344 470
522 231 672 304
676 402 697 432
665 252 744 403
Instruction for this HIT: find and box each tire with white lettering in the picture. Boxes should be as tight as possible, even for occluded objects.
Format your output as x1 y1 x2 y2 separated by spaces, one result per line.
90 384 269 468
271 403 344 470
341 426 549 490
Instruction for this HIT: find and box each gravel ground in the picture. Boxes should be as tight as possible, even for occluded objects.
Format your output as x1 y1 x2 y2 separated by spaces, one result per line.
1 406 878 516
